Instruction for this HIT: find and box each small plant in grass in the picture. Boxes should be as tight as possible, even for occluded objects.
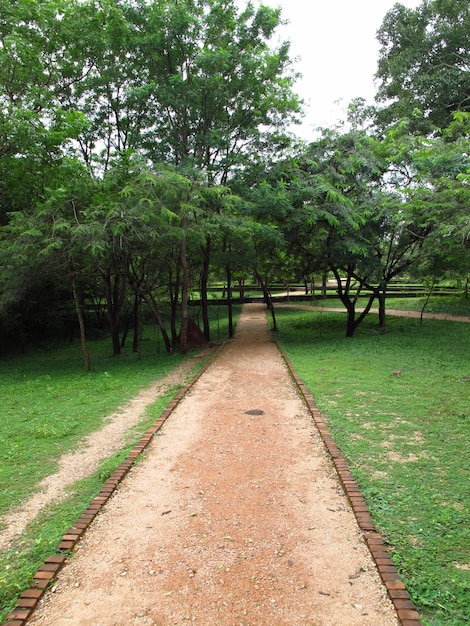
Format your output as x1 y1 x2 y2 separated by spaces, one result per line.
275 307 470 625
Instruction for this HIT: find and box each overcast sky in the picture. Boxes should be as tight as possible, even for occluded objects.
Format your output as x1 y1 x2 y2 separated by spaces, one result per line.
257 0 422 138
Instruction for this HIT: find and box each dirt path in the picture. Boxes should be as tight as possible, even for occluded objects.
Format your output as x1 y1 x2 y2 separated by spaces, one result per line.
0 358 201 553
275 302 470 323
27 304 399 626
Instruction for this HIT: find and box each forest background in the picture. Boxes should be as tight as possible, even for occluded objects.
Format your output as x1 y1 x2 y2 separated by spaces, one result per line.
0 0 469 364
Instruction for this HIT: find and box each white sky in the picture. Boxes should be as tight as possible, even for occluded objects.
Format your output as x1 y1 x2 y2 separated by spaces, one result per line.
257 0 422 138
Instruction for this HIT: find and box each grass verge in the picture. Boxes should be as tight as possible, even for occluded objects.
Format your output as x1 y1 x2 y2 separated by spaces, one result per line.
274 305 470 626
0 308 238 622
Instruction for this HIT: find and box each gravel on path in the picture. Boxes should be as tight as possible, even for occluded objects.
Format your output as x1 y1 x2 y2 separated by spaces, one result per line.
28 303 400 626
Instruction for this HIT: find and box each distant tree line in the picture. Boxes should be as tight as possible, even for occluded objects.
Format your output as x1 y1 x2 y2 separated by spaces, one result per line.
0 0 468 366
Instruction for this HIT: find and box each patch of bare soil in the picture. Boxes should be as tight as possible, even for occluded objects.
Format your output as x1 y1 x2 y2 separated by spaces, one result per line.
0 358 201 553
275 302 470 323
28 304 398 626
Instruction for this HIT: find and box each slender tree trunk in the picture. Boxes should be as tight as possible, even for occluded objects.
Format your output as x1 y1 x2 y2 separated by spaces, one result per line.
321 273 327 298
167 263 181 348
120 295 139 349
179 222 190 354
71 276 91 371
345 304 356 338
378 290 386 330
144 295 172 353
255 270 277 332
226 264 234 338
238 277 245 303
420 278 436 324
104 271 124 355
201 236 211 341
132 295 141 354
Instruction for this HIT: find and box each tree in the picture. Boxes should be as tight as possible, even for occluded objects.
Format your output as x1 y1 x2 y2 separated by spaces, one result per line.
375 0 470 131
396 113 470 284
1 158 98 369
129 0 301 176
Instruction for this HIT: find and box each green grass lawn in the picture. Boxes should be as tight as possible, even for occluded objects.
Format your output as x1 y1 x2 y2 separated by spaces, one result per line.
0 309 237 621
1 300 468 624
274 305 470 626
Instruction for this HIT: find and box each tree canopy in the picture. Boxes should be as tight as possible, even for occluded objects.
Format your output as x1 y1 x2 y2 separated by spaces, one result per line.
375 0 470 130
0 0 469 357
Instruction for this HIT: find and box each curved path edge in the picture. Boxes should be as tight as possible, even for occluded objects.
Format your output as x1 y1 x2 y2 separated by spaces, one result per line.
4 333 422 626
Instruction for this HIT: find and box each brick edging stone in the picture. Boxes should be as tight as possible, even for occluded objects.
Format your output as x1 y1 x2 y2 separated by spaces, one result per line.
3 342 227 626
277 343 422 626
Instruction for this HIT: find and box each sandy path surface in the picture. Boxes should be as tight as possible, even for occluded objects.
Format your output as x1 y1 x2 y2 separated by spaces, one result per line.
0 359 200 553
29 303 398 626
275 302 470 323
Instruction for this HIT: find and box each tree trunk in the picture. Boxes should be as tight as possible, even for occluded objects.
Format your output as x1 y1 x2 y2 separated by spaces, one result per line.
331 267 376 338
201 236 211 341
71 276 91 371
104 271 124 356
179 224 190 354
378 290 386 330
132 295 141 354
238 277 245 303
168 264 181 348
144 295 172 353
226 264 234 338
321 273 327 298
345 304 356 338
255 270 277 332
120 296 142 354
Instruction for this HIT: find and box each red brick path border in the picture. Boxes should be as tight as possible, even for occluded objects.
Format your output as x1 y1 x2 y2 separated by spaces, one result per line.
4 338 421 626
3 344 225 626
277 344 422 626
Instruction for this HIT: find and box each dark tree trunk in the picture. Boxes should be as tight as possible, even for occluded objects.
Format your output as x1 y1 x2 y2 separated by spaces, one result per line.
345 303 356 338
238 277 245 303
168 263 181 349
201 236 211 341
344 293 376 338
104 271 125 356
332 267 375 338
179 225 190 354
132 296 141 354
144 296 172 353
226 264 234 338
378 290 386 330
71 276 91 371
255 270 277 332
321 273 327 298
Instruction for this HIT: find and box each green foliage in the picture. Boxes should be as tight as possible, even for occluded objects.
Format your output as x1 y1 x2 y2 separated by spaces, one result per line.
375 0 470 130
276 307 470 624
